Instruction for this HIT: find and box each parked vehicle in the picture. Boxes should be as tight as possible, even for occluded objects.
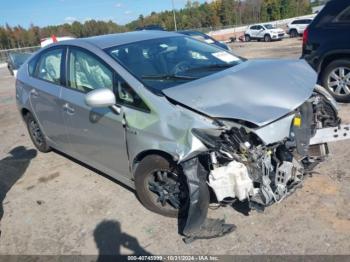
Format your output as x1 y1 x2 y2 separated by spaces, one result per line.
287 18 313 37
16 31 350 239
302 0 350 102
244 24 285 42
40 36 75 48
178 30 231 51
7 52 32 77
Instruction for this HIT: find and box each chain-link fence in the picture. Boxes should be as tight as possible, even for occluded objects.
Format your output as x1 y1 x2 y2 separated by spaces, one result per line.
0 46 40 64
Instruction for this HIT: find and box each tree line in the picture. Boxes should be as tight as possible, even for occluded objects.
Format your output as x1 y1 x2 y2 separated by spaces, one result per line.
0 0 312 50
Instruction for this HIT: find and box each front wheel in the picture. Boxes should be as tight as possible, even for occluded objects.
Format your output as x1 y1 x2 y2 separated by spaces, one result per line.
264 34 271 42
245 34 251 42
25 112 51 153
321 59 350 103
134 155 188 218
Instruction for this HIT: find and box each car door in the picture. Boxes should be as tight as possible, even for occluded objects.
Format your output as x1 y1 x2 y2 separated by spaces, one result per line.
298 20 309 33
256 25 265 38
60 47 131 179
28 47 70 149
249 26 257 38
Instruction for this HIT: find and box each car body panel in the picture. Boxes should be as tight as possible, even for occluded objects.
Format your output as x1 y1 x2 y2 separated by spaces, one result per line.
163 59 317 127
60 86 131 178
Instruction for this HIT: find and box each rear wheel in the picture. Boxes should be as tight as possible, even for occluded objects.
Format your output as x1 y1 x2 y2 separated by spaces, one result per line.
321 59 350 103
25 112 51 153
134 155 188 218
264 34 271 42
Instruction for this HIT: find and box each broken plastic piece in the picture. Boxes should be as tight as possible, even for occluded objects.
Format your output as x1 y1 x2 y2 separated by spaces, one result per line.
179 157 235 242
183 219 236 244
209 160 254 201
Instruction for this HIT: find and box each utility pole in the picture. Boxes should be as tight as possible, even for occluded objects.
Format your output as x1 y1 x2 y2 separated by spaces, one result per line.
172 0 178 31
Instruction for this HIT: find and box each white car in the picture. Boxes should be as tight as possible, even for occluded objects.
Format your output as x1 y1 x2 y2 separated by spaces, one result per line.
245 24 285 42
40 36 75 47
287 19 313 38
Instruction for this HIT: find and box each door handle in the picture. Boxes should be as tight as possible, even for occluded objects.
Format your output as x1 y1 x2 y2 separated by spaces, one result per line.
63 103 75 115
30 89 39 98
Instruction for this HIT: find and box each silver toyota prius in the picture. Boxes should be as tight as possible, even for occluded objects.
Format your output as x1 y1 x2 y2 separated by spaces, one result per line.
16 30 350 239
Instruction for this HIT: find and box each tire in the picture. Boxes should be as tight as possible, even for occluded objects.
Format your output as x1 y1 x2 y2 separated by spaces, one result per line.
25 112 51 153
264 34 271 42
245 34 251 42
321 59 350 103
134 155 188 218
289 29 298 38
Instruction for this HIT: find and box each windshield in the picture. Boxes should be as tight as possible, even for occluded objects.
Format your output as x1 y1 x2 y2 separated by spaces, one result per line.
107 36 242 92
264 24 274 29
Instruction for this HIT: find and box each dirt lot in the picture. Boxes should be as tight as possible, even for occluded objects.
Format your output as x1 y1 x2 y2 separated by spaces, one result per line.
230 37 303 59
1 38 350 255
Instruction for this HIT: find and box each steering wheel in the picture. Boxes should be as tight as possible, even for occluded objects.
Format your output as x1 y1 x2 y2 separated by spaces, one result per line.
171 61 192 75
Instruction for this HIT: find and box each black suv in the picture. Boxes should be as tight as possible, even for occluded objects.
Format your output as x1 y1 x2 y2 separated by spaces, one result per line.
302 0 350 102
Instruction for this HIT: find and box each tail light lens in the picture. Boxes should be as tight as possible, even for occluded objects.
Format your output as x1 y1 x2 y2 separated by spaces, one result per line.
303 27 309 45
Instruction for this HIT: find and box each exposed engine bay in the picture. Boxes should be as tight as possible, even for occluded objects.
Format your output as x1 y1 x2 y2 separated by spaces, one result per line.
179 87 347 242
196 89 339 208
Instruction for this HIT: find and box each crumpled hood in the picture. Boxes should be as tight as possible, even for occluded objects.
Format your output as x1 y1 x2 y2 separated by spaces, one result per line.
163 59 317 127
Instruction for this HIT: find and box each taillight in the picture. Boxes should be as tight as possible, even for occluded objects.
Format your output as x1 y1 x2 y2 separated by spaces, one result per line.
303 27 309 45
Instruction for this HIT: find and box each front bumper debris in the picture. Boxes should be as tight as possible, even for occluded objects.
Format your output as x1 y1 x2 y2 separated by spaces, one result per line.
310 124 350 145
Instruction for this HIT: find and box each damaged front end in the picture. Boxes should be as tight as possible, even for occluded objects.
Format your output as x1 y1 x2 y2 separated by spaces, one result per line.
179 86 343 241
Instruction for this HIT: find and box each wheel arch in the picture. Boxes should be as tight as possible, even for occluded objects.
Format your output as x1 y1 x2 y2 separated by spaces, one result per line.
20 107 31 120
264 33 271 40
132 149 177 175
319 51 350 80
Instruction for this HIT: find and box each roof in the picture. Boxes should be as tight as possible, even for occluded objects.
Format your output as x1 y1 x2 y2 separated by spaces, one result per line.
60 30 181 50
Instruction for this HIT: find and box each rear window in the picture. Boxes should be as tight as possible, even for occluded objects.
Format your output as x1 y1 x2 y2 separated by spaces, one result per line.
336 7 350 23
312 0 350 27
292 19 312 25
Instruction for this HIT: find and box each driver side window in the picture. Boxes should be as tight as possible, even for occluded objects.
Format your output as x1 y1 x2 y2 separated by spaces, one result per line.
114 74 149 112
68 48 113 93
36 48 63 85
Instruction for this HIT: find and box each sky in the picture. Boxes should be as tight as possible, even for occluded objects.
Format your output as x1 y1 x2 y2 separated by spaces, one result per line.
0 0 210 28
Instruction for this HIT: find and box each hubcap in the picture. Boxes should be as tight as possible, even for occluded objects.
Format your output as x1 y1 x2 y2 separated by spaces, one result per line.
29 120 44 146
148 170 186 210
327 67 350 96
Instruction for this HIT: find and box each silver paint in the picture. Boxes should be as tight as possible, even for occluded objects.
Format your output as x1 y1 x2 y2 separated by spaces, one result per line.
85 88 116 108
16 31 319 189
163 59 317 127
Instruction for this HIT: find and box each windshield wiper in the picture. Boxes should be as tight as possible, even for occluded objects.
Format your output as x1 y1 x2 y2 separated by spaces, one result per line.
142 74 198 81
184 64 235 72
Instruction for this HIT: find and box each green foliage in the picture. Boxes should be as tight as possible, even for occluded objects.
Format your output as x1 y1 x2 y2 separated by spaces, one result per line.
0 0 312 49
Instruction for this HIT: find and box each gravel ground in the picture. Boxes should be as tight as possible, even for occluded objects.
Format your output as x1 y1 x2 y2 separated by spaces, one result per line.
0 38 350 255
230 37 303 59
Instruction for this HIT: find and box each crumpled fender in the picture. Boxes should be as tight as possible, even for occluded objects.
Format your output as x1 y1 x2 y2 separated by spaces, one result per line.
179 157 235 243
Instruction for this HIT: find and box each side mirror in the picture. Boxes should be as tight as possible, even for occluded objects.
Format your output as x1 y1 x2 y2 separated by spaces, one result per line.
85 88 116 108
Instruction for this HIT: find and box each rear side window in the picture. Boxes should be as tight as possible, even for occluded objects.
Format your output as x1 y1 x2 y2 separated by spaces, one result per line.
336 7 350 23
28 57 37 77
36 49 63 85
68 48 113 93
